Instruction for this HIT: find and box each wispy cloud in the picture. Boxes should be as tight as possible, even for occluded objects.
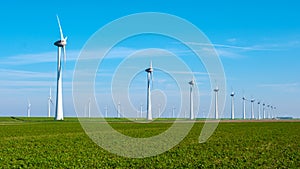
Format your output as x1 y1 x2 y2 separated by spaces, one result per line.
258 82 300 93
258 83 300 88
185 42 273 51
0 50 80 66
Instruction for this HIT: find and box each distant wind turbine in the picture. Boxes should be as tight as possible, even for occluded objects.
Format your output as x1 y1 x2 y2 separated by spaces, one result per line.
271 106 274 119
214 86 219 119
172 106 176 118
263 103 266 119
267 105 270 119
145 61 153 120
188 79 195 120
140 104 143 118
88 98 91 118
158 104 161 118
242 96 247 119
27 99 31 117
117 102 121 118
230 91 235 120
257 101 261 120
54 15 67 121
105 105 108 118
48 87 53 117
251 98 255 119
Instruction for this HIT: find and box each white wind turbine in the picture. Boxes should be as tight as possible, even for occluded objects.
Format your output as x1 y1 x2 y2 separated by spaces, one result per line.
48 87 53 117
145 61 153 121
230 91 235 120
188 79 195 120
54 15 67 121
242 96 247 120
271 106 274 119
140 104 143 118
27 99 31 117
172 106 176 118
257 101 261 120
214 86 219 119
88 98 91 118
117 102 121 118
267 105 270 118
263 103 266 119
105 105 108 118
251 98 255 119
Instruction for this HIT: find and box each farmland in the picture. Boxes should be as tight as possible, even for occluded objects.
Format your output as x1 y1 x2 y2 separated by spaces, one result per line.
0 117 299 168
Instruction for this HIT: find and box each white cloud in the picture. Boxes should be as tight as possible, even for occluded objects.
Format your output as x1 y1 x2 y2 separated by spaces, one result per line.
258 82 300 93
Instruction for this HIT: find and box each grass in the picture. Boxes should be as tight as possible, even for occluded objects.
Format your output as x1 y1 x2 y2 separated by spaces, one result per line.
0 117 299 168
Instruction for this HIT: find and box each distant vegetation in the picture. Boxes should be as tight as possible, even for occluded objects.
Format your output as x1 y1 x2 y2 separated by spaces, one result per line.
0 117 299 168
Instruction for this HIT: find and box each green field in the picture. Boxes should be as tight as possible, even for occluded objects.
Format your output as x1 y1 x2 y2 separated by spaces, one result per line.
0 117 299 168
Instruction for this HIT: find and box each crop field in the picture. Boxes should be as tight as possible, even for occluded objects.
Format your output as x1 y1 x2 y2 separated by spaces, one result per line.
0 117 299 168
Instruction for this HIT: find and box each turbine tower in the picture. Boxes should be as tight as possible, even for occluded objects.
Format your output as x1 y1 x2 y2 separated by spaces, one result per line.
88 98 91 118
214 86 219 119
251 98 255 119
271 106 274 119
267 105 270 119
105 105 108 118
242 96 247 119
48 87 53 117
188 79 195 120
257 101 261 120
263 103 266 119
230 92 235 120
54 15 67 121
140 104 143 118
145 61 153 120
117 102 121 118
27 99 31 117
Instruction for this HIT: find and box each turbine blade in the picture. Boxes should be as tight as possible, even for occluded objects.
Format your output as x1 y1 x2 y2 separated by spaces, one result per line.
56 15 64 40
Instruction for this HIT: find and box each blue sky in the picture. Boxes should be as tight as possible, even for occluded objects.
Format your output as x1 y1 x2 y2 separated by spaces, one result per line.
0 1 299 118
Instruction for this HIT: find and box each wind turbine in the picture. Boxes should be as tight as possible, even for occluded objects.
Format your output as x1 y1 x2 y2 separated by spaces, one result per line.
188 79 195 120
105 105 108 118
242 96 247 120
251 98 255 119
158 104 161 118
88 98 91 118
271 106 274 119
117 102 121 118
267 105 270 119
48 87 53 117
214 86 219 119
140 104 143 118
257 101 261 120
145 61 153 121
172 106 176 118
27 99 31 117
54 15 67 121
263 103 266 119
230 91 235 120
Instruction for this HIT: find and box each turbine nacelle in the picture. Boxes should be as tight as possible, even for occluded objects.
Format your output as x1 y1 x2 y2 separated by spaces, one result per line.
54 39 67 47
230 92 235 97
145 61 153 73
214 87 219 92
189 79 195 86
